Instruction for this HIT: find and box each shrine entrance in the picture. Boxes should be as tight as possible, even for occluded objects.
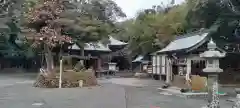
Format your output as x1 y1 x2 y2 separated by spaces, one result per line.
111 56 130 71
191 60 206 76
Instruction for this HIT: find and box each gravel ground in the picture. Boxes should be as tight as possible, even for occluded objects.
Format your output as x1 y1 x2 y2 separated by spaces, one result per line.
0 74 236 108
106 78 234 108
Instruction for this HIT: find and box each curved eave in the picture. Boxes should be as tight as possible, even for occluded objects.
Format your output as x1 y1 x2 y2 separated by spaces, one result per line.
108 36 128 46
84 49 111 52
132 55 144 62
68 43 111 52
108 43 128 46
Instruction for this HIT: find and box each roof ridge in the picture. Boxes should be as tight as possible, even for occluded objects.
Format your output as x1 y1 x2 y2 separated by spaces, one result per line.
157 30 209 53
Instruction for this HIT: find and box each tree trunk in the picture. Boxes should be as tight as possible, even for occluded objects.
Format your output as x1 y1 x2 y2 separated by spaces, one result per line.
44 44 55 73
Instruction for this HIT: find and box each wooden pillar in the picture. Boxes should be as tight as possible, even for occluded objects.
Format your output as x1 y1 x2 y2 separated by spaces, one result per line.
161 55 166 75
140 63 142 72
95 58 102 78
97 58 102 70
152 56 156 75
170 60 173 81
156 55 160 76
186 58 191 81
166 57 171 84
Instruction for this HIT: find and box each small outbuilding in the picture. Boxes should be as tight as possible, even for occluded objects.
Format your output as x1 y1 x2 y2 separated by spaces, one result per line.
150 29 228 87
68 36 128 76
132 55 151 73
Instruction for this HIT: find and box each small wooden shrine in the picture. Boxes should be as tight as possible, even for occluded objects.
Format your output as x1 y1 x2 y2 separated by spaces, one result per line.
132 55 151 73
106 36 130 71
150 29 229 87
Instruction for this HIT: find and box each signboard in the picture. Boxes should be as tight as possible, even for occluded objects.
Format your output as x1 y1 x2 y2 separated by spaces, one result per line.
147 66 152 73
191 75 207 91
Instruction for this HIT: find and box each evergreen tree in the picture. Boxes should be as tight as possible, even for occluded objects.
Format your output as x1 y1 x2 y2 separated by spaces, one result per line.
24 0 125 73
186 0 240 53
0 0 29 58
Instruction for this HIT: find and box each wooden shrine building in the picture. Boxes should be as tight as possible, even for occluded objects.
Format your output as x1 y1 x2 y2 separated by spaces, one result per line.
132 55 151 73
149 29 238 86
68 36 128 74
106 36 129 70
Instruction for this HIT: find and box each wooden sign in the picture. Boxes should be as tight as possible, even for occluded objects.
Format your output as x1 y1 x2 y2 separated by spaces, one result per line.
191 75 207 91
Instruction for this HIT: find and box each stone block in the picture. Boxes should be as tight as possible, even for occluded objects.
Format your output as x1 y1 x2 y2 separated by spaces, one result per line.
235 88 240 94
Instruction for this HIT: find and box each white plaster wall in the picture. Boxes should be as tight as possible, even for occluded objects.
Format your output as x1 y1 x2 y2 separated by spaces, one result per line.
152 56 156 74
156 55 161 75
161 55 166 75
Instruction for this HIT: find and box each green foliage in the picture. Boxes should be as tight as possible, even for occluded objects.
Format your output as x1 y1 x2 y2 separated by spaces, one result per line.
185 0 240 52
114 0 240 56
185 0 223 29
22 0 126 71
114 3 189 56
24 0 125 48
60 0 126 48
0 0 34 58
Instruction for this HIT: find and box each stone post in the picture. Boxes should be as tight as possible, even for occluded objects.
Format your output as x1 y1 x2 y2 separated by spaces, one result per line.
200 39 225 108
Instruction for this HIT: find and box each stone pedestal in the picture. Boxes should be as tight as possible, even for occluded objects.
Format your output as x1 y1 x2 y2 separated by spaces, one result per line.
206 74 220 108
200 39 225 108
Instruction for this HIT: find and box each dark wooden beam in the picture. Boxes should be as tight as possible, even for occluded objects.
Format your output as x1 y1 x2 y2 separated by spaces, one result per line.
61 54 98 60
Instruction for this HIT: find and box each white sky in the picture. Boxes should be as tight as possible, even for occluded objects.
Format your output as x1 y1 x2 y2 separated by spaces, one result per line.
114 0 186 20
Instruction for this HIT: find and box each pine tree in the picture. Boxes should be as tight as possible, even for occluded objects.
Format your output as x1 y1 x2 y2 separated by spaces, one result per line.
24 0 126 73
0 0 27 58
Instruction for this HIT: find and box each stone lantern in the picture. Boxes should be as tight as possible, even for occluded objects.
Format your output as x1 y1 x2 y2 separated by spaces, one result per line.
142 61 149 72
106 62 117 77
200 39 226 108
108 62 117 71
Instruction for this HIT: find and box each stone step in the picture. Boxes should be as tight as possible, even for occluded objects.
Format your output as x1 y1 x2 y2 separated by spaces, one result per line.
158 87 227 98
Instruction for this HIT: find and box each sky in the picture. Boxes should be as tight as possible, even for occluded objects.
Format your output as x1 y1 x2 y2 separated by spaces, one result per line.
113 0 186 20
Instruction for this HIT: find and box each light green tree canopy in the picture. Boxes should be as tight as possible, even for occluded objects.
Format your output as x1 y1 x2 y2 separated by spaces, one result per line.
113 3 190 56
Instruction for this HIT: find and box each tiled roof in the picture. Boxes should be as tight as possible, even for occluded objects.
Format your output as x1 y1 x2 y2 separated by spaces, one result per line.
69 42 111 52
108 36 128 46
157 32 209 53
84 42 111 51
69 36 127 51
132 55 144 62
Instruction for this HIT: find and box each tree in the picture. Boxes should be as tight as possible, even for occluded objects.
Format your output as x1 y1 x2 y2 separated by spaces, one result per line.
185 0 223 29
185 0 240 53
24 0 125 73
0 0 32 58
58 0 125 58
113 3 189 56
24 0 73 73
